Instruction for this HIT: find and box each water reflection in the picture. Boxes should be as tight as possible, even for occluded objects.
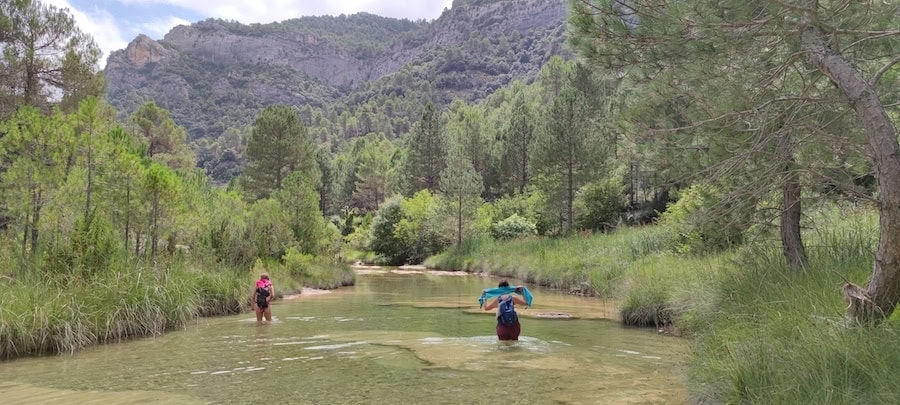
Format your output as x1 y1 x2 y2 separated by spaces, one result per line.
0 272 687 404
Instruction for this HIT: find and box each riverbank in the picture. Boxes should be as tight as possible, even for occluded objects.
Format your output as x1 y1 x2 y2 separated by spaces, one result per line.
0 257 354 360
426 206 900 403
425 225 722 326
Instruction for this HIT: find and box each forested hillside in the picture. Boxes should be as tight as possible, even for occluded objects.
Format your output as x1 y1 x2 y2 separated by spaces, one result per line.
4 0 900 402
104 0 568 181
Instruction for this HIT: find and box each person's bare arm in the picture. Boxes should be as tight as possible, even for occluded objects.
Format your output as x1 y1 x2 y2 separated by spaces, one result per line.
251 289 258 309
484 297 499 311
512 295 527 307
267 285 274 303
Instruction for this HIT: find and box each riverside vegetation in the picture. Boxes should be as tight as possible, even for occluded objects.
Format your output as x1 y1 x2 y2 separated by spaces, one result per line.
3 0 899 403
0 3 353 359
428 205 900 403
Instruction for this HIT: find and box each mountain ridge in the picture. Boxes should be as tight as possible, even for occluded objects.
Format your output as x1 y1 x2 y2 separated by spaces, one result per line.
103 0 569 181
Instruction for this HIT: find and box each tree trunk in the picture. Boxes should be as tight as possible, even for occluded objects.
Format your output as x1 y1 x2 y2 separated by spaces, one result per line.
803 24 900 323
457 197 463 246
21 213 29 259
135 232 141 256
151 191 159 259
778 135 808 271
520 147 528 194
566 162 574 232
84 124 93 223
124 181 131 249
781 160 808 271
30 189 41 258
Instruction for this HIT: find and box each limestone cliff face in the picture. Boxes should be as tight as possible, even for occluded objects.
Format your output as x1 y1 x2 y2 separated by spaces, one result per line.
104 0 567 147
160 22 366 86
369 0 567 79
122 34 171 67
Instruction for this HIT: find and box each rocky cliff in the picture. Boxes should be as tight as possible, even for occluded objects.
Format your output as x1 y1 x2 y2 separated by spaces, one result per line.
104 0 569 180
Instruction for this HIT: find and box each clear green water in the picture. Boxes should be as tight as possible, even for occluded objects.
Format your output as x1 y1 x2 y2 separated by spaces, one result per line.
0 272 687 404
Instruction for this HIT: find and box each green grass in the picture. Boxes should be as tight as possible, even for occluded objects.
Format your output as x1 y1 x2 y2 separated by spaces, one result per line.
683 206 899 404
426 226 672 298
426 226 704 325
427 205 900 403
0 254 355 360
340 248 378 265
0 258 245 359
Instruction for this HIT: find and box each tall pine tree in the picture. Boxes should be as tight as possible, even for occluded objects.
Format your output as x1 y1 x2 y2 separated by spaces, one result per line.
401 103 446 194
243 105 317 200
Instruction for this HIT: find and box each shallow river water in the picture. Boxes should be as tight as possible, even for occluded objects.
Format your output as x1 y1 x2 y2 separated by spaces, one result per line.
0 270 688 404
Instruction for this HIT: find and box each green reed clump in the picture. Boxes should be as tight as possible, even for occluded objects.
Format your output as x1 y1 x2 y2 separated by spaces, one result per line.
341 248 377 264
685 206 900 404
0 257 250 360
427 229 665 297
425 226 726 327
617 253 731 327
252 253 356 299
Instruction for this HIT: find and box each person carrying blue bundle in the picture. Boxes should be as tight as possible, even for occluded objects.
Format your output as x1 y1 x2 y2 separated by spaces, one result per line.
481 280 532 341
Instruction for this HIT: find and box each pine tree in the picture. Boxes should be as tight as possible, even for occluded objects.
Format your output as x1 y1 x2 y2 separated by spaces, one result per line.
569 0 899 323
440 144 483 246
533 64 604 233
243 105 317 200
0 0 102 118
401 103 446 194
501 83 536 195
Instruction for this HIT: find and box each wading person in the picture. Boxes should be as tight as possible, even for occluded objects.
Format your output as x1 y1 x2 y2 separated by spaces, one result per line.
481 280 532 341
252 273 274 323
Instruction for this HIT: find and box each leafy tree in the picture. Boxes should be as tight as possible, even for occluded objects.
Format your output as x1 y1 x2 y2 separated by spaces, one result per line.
352 136 394 213
401 103 446 193
128 101 194 170
0 0 103 118
274 171 327 255
102 126 148 252
315 147 336 215
574 177 626 233
245 198 294 260
446 101 489 195
143 162 178 259
569 0 899 323
243 105 317 200
492 213 537 240
500 82 536 195
441 146 484 246
0 107 72 259
368 195 404 264
440 144 483 246
533 63 605 233
394 190 444 263
73 97 116 223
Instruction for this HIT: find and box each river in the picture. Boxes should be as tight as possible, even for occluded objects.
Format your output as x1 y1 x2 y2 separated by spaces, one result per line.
0 269 687 404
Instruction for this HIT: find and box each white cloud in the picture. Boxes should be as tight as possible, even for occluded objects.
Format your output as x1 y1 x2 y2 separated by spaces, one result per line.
44 0 129 66
138 16 192 38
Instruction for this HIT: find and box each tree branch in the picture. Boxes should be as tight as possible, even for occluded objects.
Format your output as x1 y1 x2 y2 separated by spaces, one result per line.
871 55 900 86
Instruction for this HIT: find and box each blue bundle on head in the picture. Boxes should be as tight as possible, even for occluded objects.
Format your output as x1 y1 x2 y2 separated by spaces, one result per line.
479 286 533 308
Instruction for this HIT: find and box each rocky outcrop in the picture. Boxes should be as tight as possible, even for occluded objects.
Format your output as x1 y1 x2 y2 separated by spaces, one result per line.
103 0 568 173
108 34 174 69
160 23 366 87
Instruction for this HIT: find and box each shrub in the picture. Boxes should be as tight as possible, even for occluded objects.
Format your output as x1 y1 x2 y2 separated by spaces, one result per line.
394 190 445 263
574 177 626 233
44 213 125 280
369 196 405 264
491 213 537 240
660 183 750 254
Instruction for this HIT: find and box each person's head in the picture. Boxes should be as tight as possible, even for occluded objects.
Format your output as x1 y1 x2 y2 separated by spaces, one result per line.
498 279 509 288
260 272 269 281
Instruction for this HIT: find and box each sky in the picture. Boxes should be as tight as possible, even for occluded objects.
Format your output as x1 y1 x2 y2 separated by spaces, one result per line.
45 0 455 66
